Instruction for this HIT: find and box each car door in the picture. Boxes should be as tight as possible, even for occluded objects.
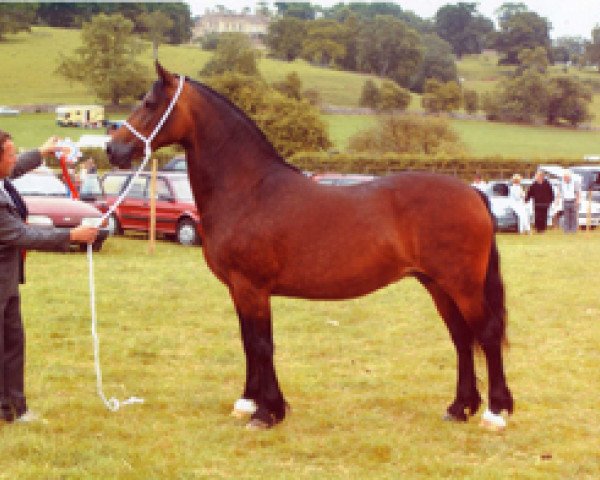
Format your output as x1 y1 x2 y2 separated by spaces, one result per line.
119 175 149 231
153 177 180 235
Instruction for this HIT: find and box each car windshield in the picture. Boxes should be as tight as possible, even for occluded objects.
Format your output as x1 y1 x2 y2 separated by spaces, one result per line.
572 169 600 191
102 174 129 195
170 177 194 202
12 173 68 197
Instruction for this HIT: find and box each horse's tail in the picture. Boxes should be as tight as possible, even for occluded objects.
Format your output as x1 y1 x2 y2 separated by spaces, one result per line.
474 188 507 345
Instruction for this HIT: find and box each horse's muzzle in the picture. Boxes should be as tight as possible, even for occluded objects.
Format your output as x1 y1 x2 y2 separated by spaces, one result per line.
106 141 135 169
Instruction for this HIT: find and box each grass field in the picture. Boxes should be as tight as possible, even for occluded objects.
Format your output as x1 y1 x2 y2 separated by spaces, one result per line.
0 27 380 108
2 230 598 478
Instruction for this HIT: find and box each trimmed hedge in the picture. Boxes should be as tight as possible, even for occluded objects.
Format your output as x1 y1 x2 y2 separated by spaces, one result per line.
288 152 598 180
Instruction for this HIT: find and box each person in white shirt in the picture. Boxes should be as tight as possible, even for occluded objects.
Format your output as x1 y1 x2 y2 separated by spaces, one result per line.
557 170 580 233
471 173 488 194
509 174 530 234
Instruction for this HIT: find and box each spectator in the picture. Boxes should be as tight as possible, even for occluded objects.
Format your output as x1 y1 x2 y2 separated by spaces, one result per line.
525 170 555 233
509 174 530 234
471 173 488 194
557 169 580 233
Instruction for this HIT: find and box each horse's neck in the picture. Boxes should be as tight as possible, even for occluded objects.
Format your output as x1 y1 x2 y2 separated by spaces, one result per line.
184 90 295 211
185 133 288 212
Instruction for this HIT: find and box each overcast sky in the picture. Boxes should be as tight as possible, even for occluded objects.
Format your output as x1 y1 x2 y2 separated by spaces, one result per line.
188 1 600 39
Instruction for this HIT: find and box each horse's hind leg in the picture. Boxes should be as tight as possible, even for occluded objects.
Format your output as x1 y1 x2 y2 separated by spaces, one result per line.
229 278 287 428
417 275 481 421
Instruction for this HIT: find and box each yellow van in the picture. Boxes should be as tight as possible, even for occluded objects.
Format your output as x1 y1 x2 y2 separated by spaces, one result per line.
56 105 104 128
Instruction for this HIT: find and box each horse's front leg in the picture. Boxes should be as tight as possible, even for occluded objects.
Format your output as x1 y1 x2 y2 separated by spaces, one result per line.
229 280 287 429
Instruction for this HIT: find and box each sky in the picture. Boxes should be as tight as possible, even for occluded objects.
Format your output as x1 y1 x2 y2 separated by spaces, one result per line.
188 0 600 39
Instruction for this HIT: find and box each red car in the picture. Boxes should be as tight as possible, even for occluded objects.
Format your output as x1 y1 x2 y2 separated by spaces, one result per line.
98 171 202 246
12 168 109 251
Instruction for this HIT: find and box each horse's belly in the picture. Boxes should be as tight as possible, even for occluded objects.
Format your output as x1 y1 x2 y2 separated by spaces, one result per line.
273 255 408 300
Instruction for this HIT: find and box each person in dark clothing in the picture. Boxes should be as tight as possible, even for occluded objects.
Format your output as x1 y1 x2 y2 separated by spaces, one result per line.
525 170 555 232
0 130 99 423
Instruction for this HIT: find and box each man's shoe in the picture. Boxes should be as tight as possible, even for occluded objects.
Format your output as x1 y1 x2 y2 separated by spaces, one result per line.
14 410 39 423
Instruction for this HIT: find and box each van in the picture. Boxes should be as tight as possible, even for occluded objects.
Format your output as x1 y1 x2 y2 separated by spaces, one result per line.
56 105 104 128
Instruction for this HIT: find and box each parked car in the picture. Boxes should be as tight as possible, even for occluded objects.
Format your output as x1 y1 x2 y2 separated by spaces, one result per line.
98 171 201 246
484 181 519 233
160 155 187 172
0 106 19 116
311 173 377 186
11 168 109 251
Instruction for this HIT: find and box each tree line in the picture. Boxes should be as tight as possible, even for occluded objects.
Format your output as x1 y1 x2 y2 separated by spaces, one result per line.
0 2 192 44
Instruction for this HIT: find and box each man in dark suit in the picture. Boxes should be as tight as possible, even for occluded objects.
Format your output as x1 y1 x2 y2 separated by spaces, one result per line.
0 130 98 422
525 170 555 233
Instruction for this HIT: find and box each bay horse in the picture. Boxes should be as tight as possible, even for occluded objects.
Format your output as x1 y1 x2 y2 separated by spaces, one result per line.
106 63 513 429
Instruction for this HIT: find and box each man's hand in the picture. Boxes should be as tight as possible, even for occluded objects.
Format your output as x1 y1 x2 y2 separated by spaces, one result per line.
70 226 99 244
39 136 68 159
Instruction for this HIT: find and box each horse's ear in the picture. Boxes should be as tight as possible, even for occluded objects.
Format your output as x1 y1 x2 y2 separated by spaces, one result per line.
155 61 175 87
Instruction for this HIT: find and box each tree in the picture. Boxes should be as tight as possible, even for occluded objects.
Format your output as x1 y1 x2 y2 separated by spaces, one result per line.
301 19 347 67
56 14 149 106
463 89 479 114
201 34 259 77
207 72 331 157
266 16 307 61
517 46 549 74
584 27 600 69
495 9 551 64
0 3 36 40
411 33 458 92
546 76 592 126
377 81 411 112
138 10 174 60
482 70 549 123
348 114 465 155
553 36 586 65
272 72 303 100
359 80 381 109
356 16 423 88
274 2 316 20
145 2 193 44
434 3 494 58
422 79 462 114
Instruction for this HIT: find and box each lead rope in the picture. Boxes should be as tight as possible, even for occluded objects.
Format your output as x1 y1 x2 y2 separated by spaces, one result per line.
87 75 185 412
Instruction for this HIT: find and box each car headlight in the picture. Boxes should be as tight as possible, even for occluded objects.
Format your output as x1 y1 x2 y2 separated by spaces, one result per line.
27 215 53 226
80 217 102 227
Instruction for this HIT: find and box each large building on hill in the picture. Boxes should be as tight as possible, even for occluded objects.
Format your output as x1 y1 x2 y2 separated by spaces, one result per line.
194 12 269 39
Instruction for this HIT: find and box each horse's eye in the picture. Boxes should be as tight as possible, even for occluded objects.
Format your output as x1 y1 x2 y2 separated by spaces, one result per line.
144 99 157 109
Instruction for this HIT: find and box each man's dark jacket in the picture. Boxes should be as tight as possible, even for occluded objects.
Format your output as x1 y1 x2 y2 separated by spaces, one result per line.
0 151 70 298
525 179 555 207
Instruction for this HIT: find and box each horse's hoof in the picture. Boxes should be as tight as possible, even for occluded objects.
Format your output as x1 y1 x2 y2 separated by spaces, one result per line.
480 409 507 432
231 398 257 419
443 412 465 423
245 418 271 430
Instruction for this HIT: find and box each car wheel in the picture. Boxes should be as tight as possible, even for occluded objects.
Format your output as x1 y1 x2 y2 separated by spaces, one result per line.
176 218 199 246
107 214 122 236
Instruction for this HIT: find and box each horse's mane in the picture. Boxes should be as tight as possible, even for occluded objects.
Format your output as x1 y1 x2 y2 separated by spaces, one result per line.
186 77 301 173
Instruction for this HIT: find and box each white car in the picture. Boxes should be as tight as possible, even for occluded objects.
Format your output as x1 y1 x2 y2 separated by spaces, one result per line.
0 106 19 116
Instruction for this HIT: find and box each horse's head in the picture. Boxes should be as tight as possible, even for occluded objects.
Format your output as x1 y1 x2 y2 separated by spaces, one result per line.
106 62 190 169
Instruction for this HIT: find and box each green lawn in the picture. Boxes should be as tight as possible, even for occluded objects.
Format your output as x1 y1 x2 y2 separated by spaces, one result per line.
449 119 600 158
3 231 599 478
323 114 600 158
0 27 380 108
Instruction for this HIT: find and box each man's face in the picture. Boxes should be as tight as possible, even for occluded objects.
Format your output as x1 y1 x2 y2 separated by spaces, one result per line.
0 140 17 179
536 172 544 183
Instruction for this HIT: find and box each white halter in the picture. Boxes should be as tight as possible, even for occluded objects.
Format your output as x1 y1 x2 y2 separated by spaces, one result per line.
88 74 185 412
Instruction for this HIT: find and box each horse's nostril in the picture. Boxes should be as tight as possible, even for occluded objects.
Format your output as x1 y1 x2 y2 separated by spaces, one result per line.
105 144 112 155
